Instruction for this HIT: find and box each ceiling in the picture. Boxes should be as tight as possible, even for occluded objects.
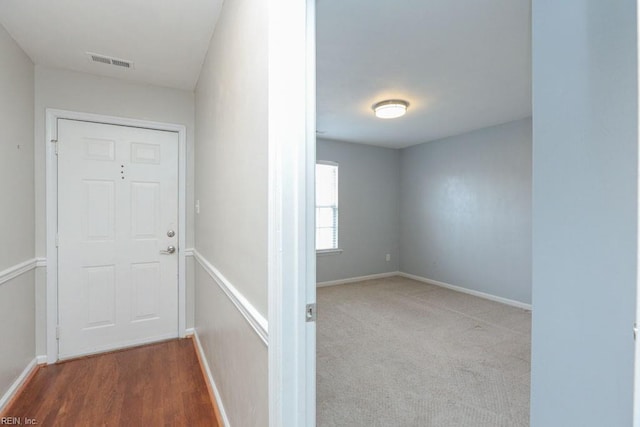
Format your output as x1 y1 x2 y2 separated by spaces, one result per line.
316 0 532 148
0 1 530 147
0 0 223 91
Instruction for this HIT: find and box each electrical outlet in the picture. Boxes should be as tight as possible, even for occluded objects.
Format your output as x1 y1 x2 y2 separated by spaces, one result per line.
386 254 391 262
195 199 200 214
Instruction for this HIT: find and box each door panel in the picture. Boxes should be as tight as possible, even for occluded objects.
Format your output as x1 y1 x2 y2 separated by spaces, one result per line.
57 119 179 359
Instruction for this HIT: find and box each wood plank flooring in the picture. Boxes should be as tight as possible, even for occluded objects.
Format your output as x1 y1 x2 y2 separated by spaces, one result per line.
2 338 219 426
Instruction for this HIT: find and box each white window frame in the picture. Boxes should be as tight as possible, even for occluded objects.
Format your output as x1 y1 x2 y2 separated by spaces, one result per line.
315 160 342 255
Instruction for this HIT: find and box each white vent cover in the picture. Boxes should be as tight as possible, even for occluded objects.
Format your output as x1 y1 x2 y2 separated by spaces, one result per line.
87 52 134 69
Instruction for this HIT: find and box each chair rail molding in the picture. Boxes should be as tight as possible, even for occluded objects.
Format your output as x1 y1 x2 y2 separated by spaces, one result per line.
0 258 39 286
191 249 268 345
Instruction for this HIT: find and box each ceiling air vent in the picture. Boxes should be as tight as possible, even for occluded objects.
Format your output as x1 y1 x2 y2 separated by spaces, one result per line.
87 52 134 69
111 59 131 68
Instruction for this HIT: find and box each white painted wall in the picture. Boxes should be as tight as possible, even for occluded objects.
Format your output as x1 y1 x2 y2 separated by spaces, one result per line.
531 1 637 425
316 138 400 282
34 66 196 354
193 0 269 424
0 23 35 404
0 272 35 405
0 27 35 272
194 263 268 425
400 118 532 304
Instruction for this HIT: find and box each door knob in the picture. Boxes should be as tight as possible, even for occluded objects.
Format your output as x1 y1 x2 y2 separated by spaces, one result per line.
160 245 176 255
167 230 175 237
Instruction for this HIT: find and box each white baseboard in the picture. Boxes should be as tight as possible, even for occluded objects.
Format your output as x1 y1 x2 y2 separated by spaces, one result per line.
317 271 400 287
0 357 38 412
35 355 47 365
185 327 195 336
399 272 532 310
192 330 230 427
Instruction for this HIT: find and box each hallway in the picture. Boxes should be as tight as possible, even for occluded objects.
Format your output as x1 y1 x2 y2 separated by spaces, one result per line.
1 339 219 426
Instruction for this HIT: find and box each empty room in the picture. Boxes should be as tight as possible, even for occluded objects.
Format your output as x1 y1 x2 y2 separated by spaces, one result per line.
315 1 532 425
0 0 638 426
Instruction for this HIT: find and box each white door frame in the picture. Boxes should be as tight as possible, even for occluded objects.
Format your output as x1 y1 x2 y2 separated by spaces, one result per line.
267 0 316 425
45 108 187 364
635 2 640 424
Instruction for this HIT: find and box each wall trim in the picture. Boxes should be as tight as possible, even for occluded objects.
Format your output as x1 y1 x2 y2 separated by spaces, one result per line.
0 357 39 414
192 250 268 345
317 271 400 287
191 330 230 427
35 258 46 268
399 272 532 310
268 1 316 424
184 248 195 258
0 259 38 286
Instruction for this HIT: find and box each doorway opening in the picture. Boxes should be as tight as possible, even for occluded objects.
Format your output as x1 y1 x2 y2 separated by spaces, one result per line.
314 1 532 424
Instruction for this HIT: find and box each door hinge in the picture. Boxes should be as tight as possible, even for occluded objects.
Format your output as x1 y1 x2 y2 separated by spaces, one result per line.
51 139 58 155
306 303 317 322
56 326 60 340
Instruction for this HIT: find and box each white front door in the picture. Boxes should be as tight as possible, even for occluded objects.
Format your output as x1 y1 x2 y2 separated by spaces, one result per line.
57 119 179 359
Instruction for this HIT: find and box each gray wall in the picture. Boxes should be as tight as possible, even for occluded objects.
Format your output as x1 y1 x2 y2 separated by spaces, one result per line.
316 139 400 282
531 1 637 426
0 23 35 402
194 0 268 424
34 66 196 251
400 118 532 304
0 28 34 274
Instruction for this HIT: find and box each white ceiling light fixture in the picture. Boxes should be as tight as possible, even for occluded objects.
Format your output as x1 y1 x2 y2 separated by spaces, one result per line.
372 99 409 119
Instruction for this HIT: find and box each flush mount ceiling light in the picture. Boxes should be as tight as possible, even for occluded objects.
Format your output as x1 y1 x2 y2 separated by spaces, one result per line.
372 99 409 119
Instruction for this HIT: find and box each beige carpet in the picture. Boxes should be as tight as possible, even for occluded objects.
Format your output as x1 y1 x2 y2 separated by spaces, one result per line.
317 276 531 427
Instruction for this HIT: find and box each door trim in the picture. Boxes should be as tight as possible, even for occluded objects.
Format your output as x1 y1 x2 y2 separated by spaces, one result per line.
267 0 316 425
45 108 187 364
635 3 640 424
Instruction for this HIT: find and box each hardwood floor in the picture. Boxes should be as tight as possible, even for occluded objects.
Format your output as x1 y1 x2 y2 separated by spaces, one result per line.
2 338 220 426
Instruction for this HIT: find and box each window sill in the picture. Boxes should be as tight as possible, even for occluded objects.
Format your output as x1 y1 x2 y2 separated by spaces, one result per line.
316 249 343 256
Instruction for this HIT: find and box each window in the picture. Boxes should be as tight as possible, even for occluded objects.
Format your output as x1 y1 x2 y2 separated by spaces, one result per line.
316 161 339 251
